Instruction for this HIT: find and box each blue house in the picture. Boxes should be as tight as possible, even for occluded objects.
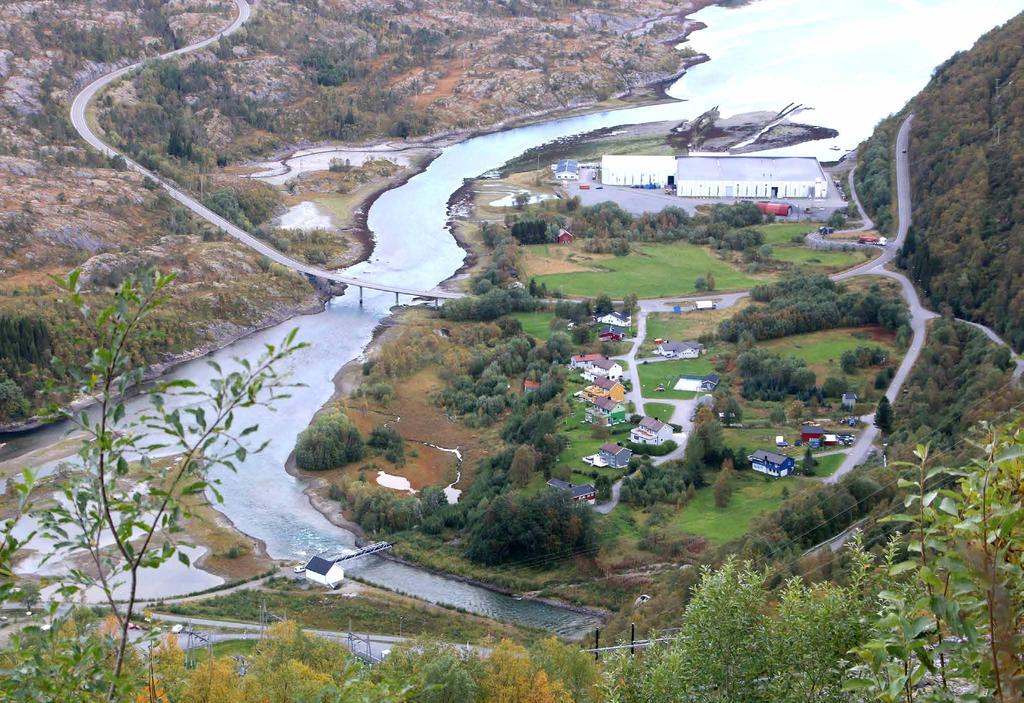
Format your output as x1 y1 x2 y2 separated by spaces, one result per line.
748 449 797 477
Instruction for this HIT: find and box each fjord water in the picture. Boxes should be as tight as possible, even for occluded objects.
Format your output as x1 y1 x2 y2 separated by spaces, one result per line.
672 0 1023 158
6 0 1022 635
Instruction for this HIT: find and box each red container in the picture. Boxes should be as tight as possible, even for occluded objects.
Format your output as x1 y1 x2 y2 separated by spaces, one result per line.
757 202 791 217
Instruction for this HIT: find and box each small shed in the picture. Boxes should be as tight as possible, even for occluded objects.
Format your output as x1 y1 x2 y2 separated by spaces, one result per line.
557 229 575 244
305 556 345 589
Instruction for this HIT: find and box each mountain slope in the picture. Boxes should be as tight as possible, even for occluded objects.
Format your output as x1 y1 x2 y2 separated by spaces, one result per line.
882 12 1024 350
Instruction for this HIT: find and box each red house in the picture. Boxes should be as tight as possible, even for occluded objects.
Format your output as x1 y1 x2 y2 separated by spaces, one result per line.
523 379 541 393
800 424 825 443
598 327 624 342
557 229 575 244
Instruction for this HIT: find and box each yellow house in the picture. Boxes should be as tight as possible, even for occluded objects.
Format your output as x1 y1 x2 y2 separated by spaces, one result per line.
583 376 625 403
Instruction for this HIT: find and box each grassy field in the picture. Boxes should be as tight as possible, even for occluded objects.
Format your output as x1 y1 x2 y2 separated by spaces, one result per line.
642 304 749 355
643 402 676 422
759 326 900 384
636 357 716 400
556 401 631 478
670 472 801 545
812 453 845 477
525 242 769 298
161 579 528 643
510 311 557 340
754 223 876 272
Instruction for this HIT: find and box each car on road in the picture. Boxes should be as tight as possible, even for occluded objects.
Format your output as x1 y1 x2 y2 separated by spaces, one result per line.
171 624 184 634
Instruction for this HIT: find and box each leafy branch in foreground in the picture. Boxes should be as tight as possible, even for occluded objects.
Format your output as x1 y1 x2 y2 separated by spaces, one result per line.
847 425 1023 702
1 269 303 700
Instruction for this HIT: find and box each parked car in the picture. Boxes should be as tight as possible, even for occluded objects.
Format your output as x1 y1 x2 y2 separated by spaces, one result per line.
171 624 184 634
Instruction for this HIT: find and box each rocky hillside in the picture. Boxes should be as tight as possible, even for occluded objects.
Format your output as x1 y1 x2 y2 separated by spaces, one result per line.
861 12 1024 351
97 0 715 165
0 1 319 428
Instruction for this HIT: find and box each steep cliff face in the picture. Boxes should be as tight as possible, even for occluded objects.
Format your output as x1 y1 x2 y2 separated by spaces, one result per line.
880 12 1024 350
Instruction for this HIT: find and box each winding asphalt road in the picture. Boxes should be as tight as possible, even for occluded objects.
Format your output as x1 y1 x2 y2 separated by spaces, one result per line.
604 113 1019 493
68 0 459 301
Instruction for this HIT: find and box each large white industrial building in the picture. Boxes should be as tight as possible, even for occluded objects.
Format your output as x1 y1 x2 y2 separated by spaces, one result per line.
600 155 676 187
599 154 828 199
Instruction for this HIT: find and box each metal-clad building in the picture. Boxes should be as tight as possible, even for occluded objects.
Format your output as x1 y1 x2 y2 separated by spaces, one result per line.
675 156 828 199
554 159 579 180
600 154 677 187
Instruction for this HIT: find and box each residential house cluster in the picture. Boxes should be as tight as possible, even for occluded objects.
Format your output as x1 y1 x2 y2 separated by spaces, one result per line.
571 353 627 426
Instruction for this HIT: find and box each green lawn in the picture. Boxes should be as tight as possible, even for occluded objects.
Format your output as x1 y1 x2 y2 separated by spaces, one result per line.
530 242 769 298
671 472 799 544
510 311 556 340
646 314 706 345
811 453 845 477
643 402 676 422
759 327 900 384
556 402 631 477
636 357 715 400
754 223 875 272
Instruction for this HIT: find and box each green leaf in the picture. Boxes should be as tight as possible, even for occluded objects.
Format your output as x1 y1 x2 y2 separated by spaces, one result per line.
177 550 190 566
889 560 917 576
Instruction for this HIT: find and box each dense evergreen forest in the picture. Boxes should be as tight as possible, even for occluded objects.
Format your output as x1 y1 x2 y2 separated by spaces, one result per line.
872 12 1024 350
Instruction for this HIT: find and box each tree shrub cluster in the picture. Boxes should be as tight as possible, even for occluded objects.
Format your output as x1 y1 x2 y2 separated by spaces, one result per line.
294 408 364 471
465 489 597 566
508 201 770 257
339 479 448 534
891 318 1020 458
893 13 1024 351
855 114 900 234
719 274 908 342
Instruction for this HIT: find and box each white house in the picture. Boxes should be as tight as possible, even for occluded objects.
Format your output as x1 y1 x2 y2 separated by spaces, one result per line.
630 417 674 446
554 159 579 181
674 372 720 393
595 310 631 329
583 358 623 382
675 156 828 199
601 154 677 188
304 556 345 588
570 353 606 370
656 340 704 359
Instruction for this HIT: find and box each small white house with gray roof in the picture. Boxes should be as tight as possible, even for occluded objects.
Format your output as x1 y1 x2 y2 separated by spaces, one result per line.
656 340 705 359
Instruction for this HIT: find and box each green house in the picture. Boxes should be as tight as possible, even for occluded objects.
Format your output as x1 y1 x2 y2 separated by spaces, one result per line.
586 397 626 425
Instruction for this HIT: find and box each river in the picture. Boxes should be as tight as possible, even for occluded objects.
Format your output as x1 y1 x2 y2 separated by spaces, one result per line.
4 0 1021 637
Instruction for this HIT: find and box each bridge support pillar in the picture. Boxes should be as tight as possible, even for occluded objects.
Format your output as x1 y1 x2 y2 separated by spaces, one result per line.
358 286 363 306
395 291 399 306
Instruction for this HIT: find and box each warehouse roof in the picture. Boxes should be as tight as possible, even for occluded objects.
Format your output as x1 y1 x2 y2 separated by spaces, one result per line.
676 156 825 182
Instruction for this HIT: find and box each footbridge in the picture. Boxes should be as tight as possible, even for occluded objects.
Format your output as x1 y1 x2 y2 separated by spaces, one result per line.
330 542 395 564
69 0 461 305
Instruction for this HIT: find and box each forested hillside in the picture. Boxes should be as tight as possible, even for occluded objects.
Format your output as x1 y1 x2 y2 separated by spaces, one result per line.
874 12 1024 350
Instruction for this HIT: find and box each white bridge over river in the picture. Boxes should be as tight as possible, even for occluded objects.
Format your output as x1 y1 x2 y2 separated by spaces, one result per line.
69 0 462 306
